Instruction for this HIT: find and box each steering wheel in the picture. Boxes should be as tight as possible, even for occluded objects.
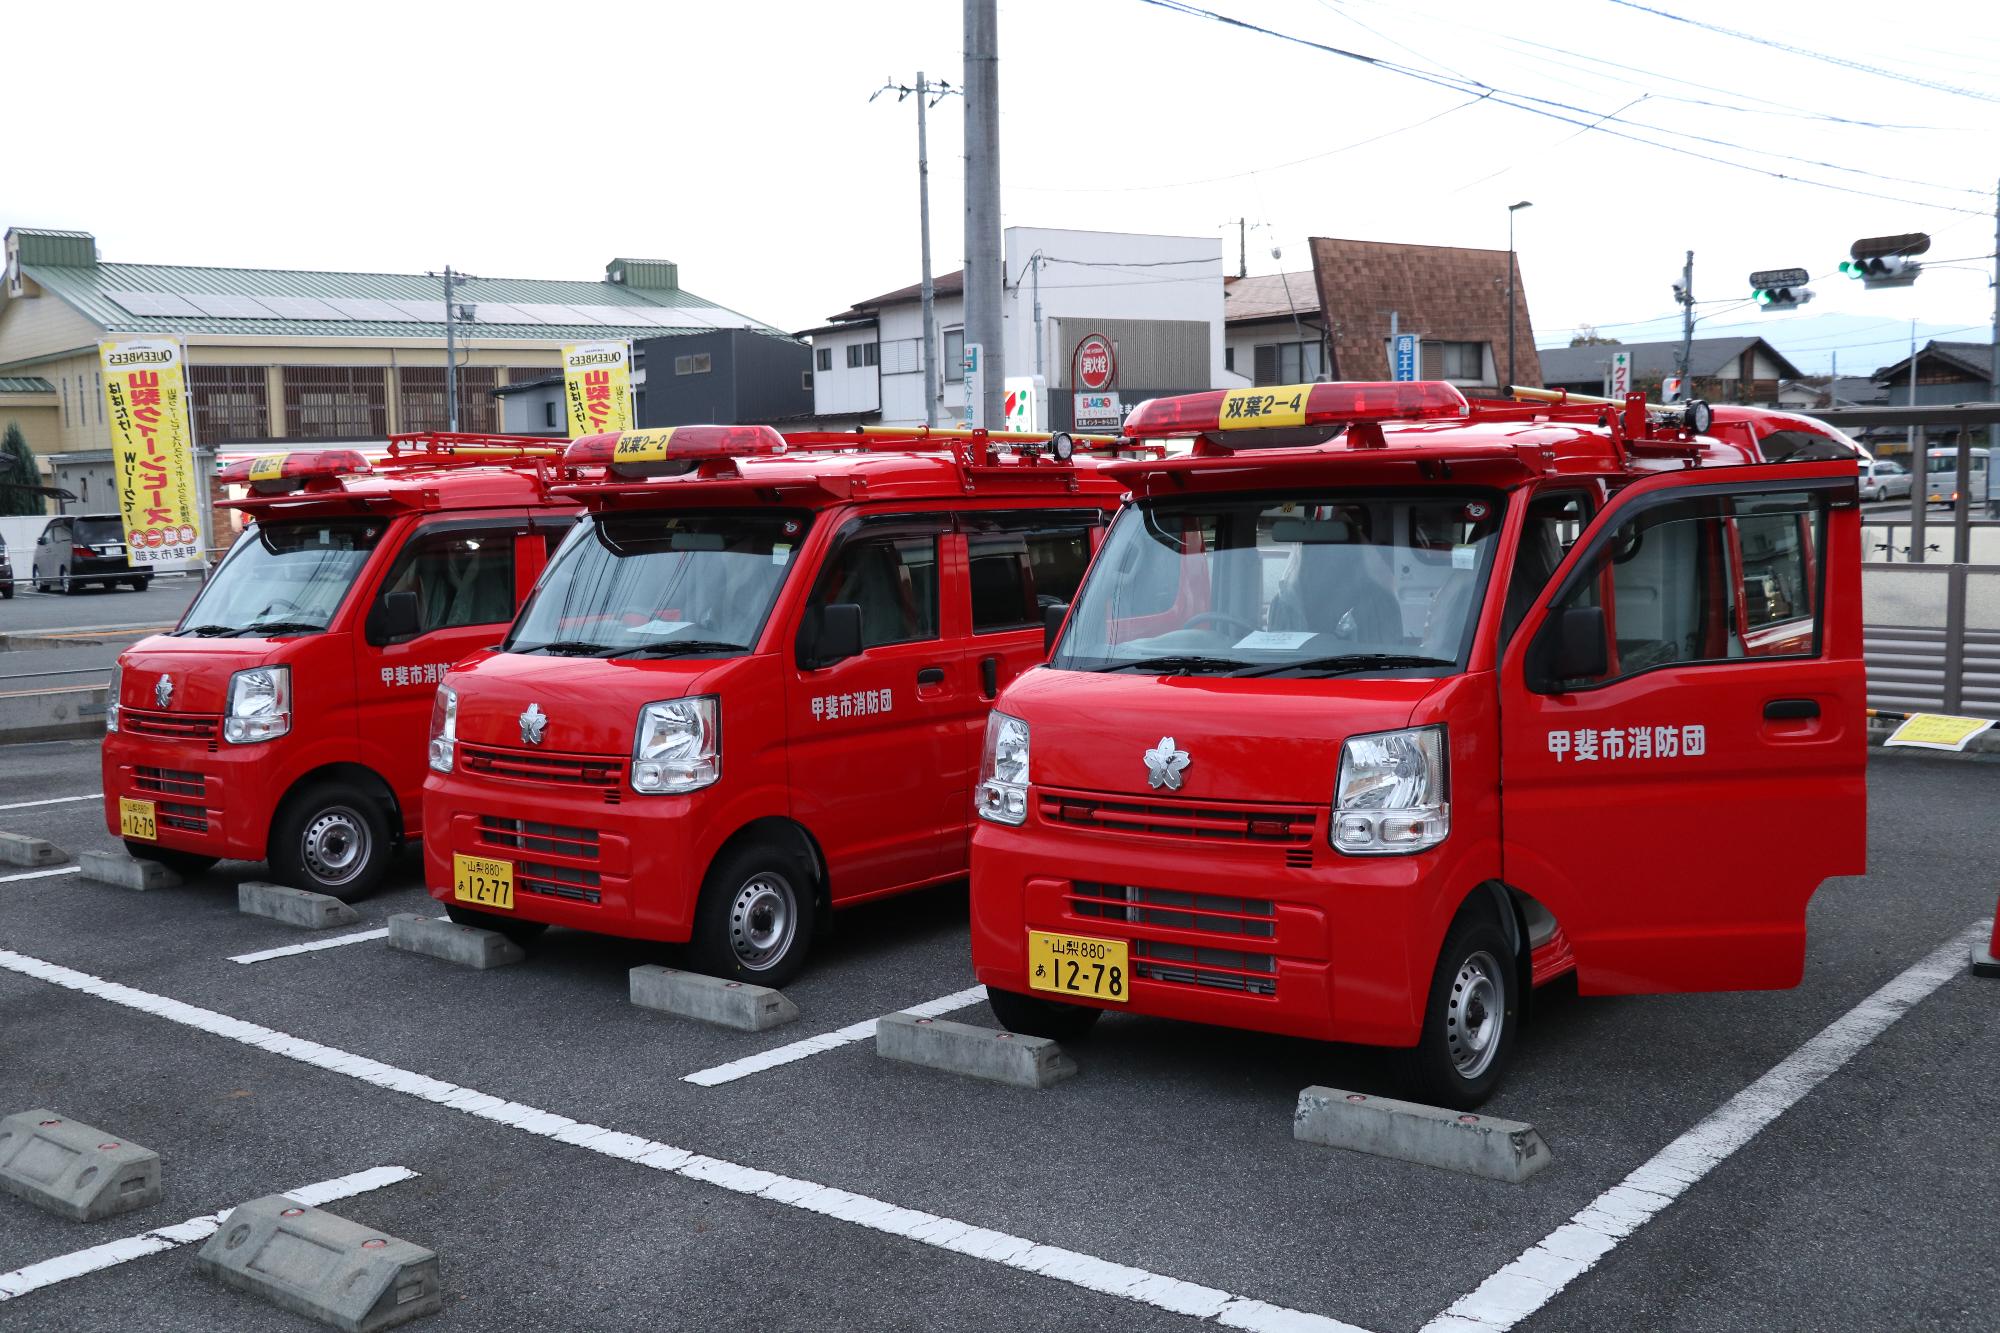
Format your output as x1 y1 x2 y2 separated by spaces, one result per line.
1182 611 1257 637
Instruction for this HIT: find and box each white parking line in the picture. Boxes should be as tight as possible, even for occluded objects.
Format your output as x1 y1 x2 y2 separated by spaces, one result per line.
0 793 101 812
684 984 989 1087
0 948 1367 1333
230 927 392 965
0 1165 417 1302
0 867 79 884
1423 919 1989 1333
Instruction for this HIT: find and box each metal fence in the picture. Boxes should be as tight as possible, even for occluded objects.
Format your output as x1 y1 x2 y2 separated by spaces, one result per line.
1864 559 2000 714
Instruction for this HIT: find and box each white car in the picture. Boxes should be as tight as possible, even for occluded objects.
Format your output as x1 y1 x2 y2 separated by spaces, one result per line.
1859 459 1911 503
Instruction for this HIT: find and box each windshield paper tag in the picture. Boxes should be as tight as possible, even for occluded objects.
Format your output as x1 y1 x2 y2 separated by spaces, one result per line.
773 543 791 566
1452 545 1477 569
632 619 694 637
1233 630 1314 651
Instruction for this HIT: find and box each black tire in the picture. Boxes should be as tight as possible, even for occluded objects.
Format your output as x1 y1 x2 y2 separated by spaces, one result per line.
60 568 78 596
445 902 549 945
686 841 817 987
128 577 147 592
987 985 1104 1042
268 779 393 902
122 841 219 877
1404 906 1521 1110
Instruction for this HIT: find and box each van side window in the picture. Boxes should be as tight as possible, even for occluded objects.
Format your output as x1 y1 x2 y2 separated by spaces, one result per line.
1501 491 1589 645
816 533 940 647
378 526 518 634
1544 489 1826 687
969 525 1094 632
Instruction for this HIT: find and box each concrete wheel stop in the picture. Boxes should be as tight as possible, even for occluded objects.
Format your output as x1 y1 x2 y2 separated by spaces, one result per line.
1294 1086 1551 1183
0 833 64 868
239 881 361 930
78 849 182 891
196 1193 440 1331
0 1109 162 1221
876 1013 1076 1088
386 914 523 970
629 965 798 1031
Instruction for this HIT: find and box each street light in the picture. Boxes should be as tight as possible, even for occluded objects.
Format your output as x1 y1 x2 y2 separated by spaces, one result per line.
1506 201 1532 391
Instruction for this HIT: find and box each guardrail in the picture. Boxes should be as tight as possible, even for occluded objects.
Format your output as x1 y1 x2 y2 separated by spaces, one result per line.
1863 558 2000 713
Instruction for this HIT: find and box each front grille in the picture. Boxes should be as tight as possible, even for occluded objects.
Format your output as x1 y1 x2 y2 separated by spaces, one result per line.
1068 882 1279 997
477 816 599 860
135 766 205 799
157 801 210 834
121 709 219 744
1040 788 1317 847
459 743 623 791
1132 941 1277 995
517 861 602 904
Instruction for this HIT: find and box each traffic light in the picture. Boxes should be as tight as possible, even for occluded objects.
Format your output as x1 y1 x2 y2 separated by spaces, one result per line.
1839 254 1921 288
1752 284 1814 310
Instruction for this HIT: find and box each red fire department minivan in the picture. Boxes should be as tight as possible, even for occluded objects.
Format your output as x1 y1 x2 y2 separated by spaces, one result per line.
422 424 1132 984
969 382 1867 1106
103 435 581 899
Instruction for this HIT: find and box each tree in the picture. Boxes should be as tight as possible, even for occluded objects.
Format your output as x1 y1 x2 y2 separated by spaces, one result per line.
0 421 44 517
1569 325 1621 347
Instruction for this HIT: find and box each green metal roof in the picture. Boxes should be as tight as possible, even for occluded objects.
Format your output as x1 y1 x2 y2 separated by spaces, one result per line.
0 376 54 394
19 259 781 343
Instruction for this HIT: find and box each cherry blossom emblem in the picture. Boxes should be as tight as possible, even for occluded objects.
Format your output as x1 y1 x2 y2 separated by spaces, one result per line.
1144 736 1189 791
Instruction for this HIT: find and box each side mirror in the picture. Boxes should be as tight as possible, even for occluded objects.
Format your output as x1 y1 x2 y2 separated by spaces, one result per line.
806 602 864 668
1530 605 1608 692
366 590 422 645
1044 602 1069 654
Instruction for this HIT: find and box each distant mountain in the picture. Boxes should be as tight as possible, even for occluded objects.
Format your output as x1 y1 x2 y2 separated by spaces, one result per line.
1542 314 1986 378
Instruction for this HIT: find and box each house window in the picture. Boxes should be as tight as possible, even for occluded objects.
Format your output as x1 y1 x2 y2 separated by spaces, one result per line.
846 342 879 369
96 372 104 424
944 328 965 383
397 366 498 434
1252 341 1321 386
189 365 270 443
675 353 712 376
1435 342 1486 381
1225 347 1236 373
284 365 388 439
816 347 833 372
544 401 559 429
802 370 814 391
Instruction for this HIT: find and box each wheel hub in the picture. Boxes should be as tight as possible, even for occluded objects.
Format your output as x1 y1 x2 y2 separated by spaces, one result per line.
727 873 796 970
301 807 368 886
1445 949 1505 1080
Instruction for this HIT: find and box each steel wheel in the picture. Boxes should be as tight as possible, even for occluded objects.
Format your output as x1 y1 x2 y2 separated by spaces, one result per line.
1445 949 1506 1080
300 805 370 888
726 871 798 972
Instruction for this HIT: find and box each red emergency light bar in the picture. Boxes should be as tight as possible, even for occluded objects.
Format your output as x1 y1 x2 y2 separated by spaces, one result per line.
565 425 789 477
215 450 373 494
1123 380 1470 443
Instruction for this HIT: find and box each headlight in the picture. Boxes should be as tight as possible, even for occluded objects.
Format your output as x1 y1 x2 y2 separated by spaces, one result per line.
632 697 719 794
106 661 122 733
1331 724 1448 855
976 711 1030 825
222 666 291 744
428 684 457 773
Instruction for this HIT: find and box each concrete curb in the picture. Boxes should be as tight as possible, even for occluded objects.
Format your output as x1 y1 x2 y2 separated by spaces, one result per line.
0 686 108 744
239 882 361 930
0 1109 162 1222
629 965 798 1031
196 1193 441 1331
386 914 523 970
875 1013 1077 1088
1294 1086 1552 1183
78 849 182 891
0 832 64 866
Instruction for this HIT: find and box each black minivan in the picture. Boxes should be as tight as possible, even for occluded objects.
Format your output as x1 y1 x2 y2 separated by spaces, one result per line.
33 514 150 594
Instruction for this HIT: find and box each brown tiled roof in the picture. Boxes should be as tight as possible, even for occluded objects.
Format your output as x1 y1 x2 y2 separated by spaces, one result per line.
1222 271 1321 324
829 269 965 323
1309 237 1541 387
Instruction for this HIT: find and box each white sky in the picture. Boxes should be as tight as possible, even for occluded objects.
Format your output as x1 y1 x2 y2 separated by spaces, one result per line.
11 0 1997 376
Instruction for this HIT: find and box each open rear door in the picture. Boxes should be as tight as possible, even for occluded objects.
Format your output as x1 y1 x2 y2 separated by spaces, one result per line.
1498 461 1865 994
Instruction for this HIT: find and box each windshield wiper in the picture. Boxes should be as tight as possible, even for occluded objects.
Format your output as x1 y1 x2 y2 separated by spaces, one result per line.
174 623 237 637
1088 654 1245 676
601 639 748 659
1232 653 1454 679
231 620 325 637
511 639 610 656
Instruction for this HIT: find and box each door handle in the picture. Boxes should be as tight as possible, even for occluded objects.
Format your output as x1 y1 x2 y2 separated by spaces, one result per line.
1764 698 1819 720
917 666 947 686
979 655 999 699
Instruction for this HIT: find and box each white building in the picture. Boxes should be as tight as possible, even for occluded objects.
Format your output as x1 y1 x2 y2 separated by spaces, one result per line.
802 227 1226 430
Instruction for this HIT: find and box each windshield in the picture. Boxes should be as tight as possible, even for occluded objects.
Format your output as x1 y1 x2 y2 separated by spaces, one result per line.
504 510 809 657
1051 492 1503 677
1927 453 1987 474
179 519 387 636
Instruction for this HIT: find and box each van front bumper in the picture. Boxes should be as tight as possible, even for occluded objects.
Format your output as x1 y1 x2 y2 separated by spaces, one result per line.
101 727 278 860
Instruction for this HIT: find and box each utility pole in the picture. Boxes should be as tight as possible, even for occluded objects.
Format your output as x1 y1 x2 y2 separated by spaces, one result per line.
1990 177 1999 465
1227 218 1247 279
963 0 1005 429
427 265 475 432
1506 201 1531 390
873 74 960 428
1029 251 1045 378
1674 250 1695 393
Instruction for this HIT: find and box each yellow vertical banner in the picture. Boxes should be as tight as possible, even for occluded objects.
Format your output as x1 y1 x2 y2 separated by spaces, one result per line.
100 338 204 567
562 340 634 438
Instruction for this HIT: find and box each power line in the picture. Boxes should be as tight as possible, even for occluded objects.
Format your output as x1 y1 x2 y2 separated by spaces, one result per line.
1606 1 2000 105
1133 0 1989 216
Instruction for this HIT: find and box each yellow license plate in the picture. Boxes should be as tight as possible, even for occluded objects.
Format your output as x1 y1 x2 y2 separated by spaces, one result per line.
452 853 514 910
1027 930 1130 1003
118 797 157 841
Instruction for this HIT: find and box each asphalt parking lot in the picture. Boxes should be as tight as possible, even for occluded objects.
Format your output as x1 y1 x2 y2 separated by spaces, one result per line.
1 740 1995 1332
